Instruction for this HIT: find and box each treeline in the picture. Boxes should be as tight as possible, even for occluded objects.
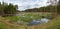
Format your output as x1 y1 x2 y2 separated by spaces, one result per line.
57 0 60 14
24 6 56 12
23 0 60 14
0 2 18 16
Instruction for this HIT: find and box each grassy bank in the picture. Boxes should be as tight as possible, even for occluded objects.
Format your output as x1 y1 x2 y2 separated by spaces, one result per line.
45 15 60 29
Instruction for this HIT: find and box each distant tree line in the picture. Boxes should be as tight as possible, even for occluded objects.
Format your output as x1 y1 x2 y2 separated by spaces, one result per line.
0 2 18 16
23 0 60 14
57 0 60 14
24 6 56 12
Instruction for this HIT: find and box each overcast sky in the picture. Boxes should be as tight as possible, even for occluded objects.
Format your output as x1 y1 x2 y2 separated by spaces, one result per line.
0 0 51 11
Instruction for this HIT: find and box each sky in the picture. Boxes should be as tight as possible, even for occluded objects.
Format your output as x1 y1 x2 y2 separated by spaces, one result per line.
0 0 56 11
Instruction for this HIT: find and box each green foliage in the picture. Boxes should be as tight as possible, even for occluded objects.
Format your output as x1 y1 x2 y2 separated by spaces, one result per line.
0 22 20 29
5 13 52 22
18 14 42 22
4 3 18 14
0 2 18 16
0 22 7 29
5 16 19 22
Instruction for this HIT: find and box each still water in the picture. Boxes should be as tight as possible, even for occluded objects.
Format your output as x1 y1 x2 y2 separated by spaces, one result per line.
17 18 50 26
27 18 50 25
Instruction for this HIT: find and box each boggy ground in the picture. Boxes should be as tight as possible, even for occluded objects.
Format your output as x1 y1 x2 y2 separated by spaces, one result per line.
0 12 59 29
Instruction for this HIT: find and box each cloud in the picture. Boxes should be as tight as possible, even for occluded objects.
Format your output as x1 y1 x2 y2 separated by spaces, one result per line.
0 0 50 11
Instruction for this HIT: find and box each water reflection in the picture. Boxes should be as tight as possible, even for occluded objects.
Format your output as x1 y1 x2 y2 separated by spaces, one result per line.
27 18 50 26
40 18 50 24
27 20 41 25
17 18 50 26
